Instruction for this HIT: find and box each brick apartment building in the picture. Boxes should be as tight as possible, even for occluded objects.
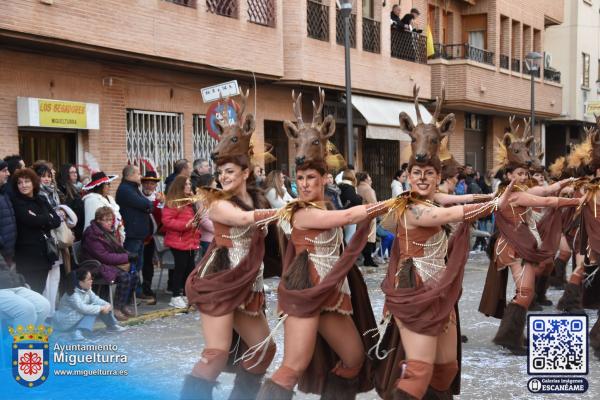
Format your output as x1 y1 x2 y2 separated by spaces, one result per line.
0 0 562 198
427 0 564 172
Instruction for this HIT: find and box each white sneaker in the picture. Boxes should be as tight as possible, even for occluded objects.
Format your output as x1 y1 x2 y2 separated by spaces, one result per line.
169 296 188 309
107 324 127 333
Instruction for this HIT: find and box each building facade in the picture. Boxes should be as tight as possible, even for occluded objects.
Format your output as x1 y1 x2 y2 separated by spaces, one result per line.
545 0 600 163
0 0 437 199
427 0 563 172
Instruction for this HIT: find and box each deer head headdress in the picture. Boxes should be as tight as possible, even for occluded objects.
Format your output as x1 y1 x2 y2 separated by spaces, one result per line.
284 87 336 168
210 89 255 164
495 115 535 170
400 85 456 171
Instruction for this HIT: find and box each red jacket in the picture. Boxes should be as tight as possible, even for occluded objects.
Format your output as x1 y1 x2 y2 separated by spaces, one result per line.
161 205 200 251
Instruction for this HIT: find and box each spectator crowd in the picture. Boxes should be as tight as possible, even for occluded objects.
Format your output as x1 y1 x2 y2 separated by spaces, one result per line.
0 152 501 341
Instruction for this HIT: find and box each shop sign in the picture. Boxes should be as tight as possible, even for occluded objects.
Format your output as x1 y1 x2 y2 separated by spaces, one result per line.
17 97 99 129
201 80 240 103
586 100 600 115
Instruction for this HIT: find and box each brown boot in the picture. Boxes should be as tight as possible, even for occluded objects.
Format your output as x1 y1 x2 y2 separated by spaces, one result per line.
228 369 264 400
391 388 418 400
256 379 293 400
591 310 600 359
122 305 136 317
493 303 527 356
557 283 585 314
180 374 216 400
113 309 129 322
535 276 553 306
549 258 567 289
423 386 453 400
321 371 359 400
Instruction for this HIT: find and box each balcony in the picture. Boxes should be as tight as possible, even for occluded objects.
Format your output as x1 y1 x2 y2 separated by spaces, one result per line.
499 54 509 70
391 30 427 64
336 10 356 48
544 67 561 83
248 0 276 27
362 17 380 53
511 58 521 73
164 0 196 7
206 0 238 17
433 43 494 66
307 0 329 41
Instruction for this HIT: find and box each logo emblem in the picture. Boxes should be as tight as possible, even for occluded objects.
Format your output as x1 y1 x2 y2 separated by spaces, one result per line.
9 324 52 388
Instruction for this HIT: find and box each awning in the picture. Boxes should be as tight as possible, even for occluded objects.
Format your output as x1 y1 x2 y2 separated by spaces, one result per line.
352 94 432 141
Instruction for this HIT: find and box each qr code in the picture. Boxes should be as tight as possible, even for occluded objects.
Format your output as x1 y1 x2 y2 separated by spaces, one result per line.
528 315 587 375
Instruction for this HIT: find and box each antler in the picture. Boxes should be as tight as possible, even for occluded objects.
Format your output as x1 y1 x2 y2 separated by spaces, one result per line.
432 84 445 123
413 85 423 124
217 93 231 128
291 90 304 127
508 115 520 134
522 117 532 138
238 88 249 121
594 113 600 128
312 87 325 126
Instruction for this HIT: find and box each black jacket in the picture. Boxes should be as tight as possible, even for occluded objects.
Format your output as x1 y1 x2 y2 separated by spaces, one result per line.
116 180 153 240
58 181 85 240
338 183 363 209
13 192 61 273
0 183 17 260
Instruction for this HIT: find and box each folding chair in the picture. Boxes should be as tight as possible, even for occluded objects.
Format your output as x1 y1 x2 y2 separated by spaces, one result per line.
153 235 175 293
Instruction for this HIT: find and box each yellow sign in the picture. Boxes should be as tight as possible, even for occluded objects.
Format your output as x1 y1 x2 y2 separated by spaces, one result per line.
38 99 87 128
586 101 600 115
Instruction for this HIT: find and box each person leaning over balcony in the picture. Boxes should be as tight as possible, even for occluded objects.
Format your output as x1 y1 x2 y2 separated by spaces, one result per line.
400 8 422 33
391 4 402 30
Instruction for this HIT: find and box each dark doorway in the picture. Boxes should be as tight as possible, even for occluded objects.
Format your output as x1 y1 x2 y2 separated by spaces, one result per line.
464 113 487 173
264 121 290 175
19 130 78 168
363 138 399 200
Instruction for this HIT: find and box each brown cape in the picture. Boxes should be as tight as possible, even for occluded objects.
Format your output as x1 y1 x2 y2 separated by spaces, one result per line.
278 218 377 394
478 207 562 318
581 202 600 308
373 222 470 399
185 228 266 316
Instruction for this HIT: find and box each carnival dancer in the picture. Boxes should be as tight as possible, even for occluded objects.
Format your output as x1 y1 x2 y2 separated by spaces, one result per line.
478 128 582 356
583 126 600 358
558 127 600 313
180 92 279 400
372 85 512 400
256 89 391 400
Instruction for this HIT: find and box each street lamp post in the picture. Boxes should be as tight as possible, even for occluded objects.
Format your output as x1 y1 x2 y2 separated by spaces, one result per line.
525 52 542 151
340 0 354 165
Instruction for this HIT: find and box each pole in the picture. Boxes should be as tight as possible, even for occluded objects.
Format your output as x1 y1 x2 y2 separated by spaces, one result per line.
531 68 535 145
342 1 354 166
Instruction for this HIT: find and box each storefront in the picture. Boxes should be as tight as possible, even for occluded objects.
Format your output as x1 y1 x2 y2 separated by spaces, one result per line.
16 97 99 168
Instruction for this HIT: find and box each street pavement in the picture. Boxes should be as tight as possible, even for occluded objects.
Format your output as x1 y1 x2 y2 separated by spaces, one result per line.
7 252 597 399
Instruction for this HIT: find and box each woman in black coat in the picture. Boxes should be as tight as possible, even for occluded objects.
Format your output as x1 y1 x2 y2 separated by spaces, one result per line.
12 168 61 293
57 163 85 240
337 170 363 243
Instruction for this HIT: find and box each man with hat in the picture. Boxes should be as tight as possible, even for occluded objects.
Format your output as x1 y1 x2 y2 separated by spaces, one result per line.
140 170 164 304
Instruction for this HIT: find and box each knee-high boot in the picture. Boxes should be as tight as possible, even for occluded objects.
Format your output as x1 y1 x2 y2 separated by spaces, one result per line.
228 370 264 400
492 303 527 356
549 257 568 289
590 309 600 359
256 379 294 400
321 361 361 400
557 283 585 314
391 360 434 400
180 375 216 400
535 276 553 306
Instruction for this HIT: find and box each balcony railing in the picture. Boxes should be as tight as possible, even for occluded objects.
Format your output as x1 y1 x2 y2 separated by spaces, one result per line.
248 0 276 27
433 43 494 66
511 58 521 73
391 30 427 64
523 64 541 78
336 10 356 48
207 0 238 18
499 54 509 69
544 68 561 83
362 17 380 53
307 0 329 41
164 0 196 7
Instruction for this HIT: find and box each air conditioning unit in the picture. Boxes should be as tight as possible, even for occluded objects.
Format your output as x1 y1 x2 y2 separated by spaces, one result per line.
544 52 552 69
